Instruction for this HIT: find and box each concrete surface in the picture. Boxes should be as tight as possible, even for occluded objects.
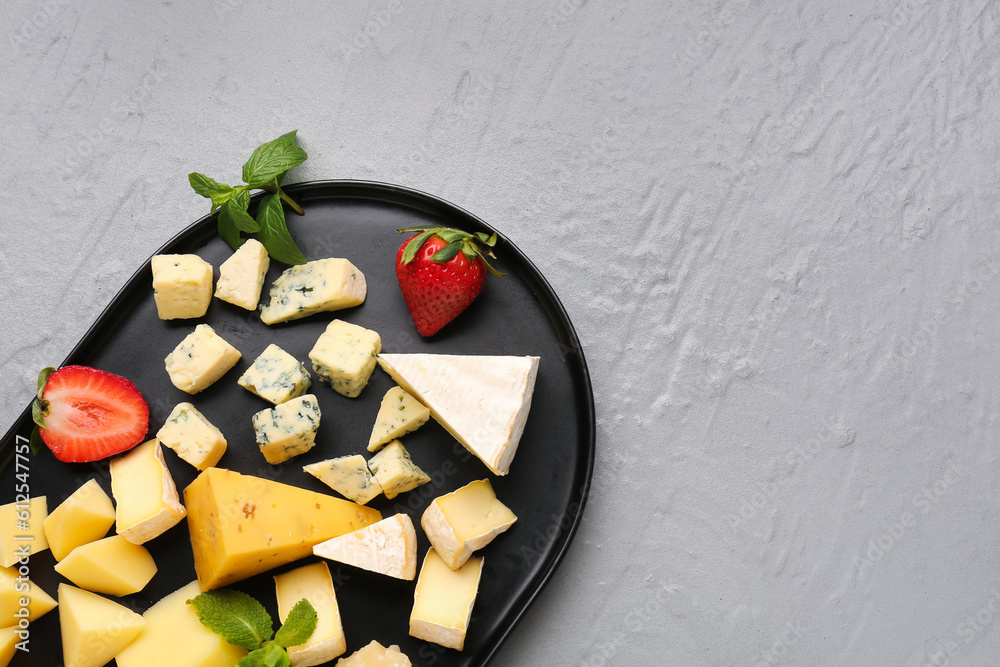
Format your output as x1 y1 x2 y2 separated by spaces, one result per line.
4 0 1000 665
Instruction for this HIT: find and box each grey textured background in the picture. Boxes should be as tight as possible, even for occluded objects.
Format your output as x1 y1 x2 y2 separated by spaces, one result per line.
4 1 1000 665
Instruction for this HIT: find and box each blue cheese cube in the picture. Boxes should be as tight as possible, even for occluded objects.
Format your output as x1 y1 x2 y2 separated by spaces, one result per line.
252 394 322 465
303 455 383 505
238 344 312 405
164 324 242 394
368 386 431 452
156 403 227 470
215 239 269 310
309 320 381 398
367 440 430 499
152 254 213 320
259 258 367 325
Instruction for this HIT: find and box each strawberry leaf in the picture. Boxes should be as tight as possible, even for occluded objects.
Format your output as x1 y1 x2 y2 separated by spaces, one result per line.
31 401 46 430
36 367 55 401
401 230 436 264
29 426 44 455
430 240 463 263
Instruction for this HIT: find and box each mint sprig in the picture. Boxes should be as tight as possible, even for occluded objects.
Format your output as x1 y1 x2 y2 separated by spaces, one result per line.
189 131 308 264
188 590 317 667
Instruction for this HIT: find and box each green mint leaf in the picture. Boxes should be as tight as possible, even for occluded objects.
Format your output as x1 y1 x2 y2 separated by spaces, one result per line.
401 230 436 264
187 590 274 651
217 214 242 250
222 195 260 234
430 240 463 263
257 194 306 265
236 648 268 667
238 642 290 667
29 426 44 455
36 366 55 400
242 131 307 187
274 599 317 648
189 173 236 208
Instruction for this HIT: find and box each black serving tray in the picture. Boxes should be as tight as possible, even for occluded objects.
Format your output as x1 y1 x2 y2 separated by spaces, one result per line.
0 180 595 666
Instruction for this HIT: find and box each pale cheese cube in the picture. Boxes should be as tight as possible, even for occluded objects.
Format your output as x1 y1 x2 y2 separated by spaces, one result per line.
274 562 346 666
336 641 412 667
164 324 242 394
156 403 228 470
0 566 56 626
152 254 213 320
409 549 483 651
215 238 270 310
421 479 516 570
0 496 48 567
367 440 429 500
59 584 146 667
260 258 367 325
54 535 157 596
42 478 115 561
313 514 417 580
110 440 187 544
303 455 383 505
368 386 430 452
238 343 312 404
309 320 381 398
252 394 321 464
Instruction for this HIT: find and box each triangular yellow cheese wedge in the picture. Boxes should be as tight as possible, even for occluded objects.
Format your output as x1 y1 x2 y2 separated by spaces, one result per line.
58 584 145 667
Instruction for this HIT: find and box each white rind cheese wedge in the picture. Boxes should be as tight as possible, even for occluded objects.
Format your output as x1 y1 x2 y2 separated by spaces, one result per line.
335 640 412 666
260 258 367 325
368 386 431 452
274 562 347 666
313 514 417 580
409 548 483 651
215 238 270 310
164 324 242 394
110 440 187 544
377 354 540 475
303 455 383 505
59 584 146 667
421 479 516 570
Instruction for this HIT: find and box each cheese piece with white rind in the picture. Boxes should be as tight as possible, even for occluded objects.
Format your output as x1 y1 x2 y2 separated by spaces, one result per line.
0 496 48 567
164 324 242 394
421 479 516 570
58 584 146 667
239 343 312 404
368 386 431 452
110 440 187 545
335 640 412 667
260 258 367 325
377 354 540 476
303 455 383 505
42 478 115 561
409 549 483 651
54 535 157 596
309 320 381 398
184 467 382 590
252 394 321 464
274 562 346 666
156 402 228 470
0 566 56 626
115 581 247 667
314 514 418 580
215 238 270 310
367 441 430 500
151 254 213 320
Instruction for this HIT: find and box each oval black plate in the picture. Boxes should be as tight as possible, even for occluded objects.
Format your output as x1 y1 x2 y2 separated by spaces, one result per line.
0 180 594 666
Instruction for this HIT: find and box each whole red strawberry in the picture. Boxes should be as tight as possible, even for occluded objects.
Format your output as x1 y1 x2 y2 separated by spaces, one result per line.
395 226 504 336
32 365 149 462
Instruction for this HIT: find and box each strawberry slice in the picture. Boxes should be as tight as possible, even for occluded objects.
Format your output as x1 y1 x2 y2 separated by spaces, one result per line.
395 225 504 336
32 365 149 462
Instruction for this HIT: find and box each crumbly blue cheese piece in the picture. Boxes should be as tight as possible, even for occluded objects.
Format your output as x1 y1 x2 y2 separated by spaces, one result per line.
367 440 430 500
252 394 322 465
155 403 227 470
151 254 213 320
238 344 312 405
259 258 367 325
368 387 431 452
215 239 269 310
309 320 381 398
303 455 383 505
164 324 242 394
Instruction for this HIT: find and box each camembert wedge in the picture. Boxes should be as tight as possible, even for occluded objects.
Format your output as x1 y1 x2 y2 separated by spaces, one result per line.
110 440 187 545
336 640 411 666
313 514 418 580
422 479 516 570
409 549 483 651
274 562 346 666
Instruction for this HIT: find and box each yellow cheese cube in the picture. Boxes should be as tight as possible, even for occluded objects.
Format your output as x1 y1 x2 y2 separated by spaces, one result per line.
152 254 213 320
110 440 187 545
0 497 48 567
116 581 246 667
421 479 516 570
303 455 383 505
252 394 321 465
260 258 367 325
368 386 430 452
42 479 115 561
309 320 381 398
409 549 483 651
368 441 430 499
164 324 242 394
314 514 417 580
335 640 412 666
156 403 228 470
0 627 16 667
54 535 156 596
0 566 56 627
274 562 346 666
184 468 382 590
215 238 270 310
59 584 146 667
